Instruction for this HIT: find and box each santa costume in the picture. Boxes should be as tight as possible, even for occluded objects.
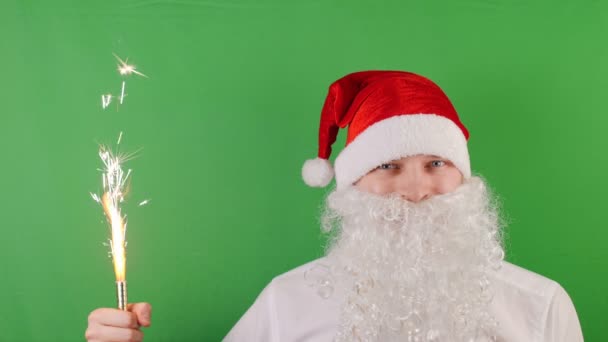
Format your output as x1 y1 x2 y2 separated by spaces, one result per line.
224 71 583 342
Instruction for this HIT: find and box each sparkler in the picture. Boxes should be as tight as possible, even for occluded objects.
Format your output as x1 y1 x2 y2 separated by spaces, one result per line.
91 136 137 311
94 52 149 310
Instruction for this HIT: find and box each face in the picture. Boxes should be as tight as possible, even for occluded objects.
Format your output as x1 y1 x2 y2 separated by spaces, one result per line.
354 154 464 202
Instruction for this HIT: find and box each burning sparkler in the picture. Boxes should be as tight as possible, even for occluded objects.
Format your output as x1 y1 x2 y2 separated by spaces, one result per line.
94 52 149 310
91 135 137 311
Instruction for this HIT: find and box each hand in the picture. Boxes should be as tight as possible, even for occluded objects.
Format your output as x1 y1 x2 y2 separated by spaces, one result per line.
85 302 152 342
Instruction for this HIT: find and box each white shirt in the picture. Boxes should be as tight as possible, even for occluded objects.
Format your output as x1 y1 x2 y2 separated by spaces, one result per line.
224 258 583 342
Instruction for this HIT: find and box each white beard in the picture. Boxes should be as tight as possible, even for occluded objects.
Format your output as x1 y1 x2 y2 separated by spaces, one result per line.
318 177 505 342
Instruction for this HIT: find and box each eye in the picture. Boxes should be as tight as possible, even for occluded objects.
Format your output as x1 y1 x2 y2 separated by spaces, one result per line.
377 163 398 170
429 160 446 168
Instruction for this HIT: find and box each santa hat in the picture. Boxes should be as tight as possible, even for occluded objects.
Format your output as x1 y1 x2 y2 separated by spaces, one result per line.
302 70 471 189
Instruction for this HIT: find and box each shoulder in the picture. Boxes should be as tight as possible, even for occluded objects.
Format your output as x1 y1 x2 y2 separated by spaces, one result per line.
493 261 561 298
265 257 344 315
266 257 335 299
259 258 342 340
489 261 583 341
490 261 568 316
272 257 329 283
224 259 332 342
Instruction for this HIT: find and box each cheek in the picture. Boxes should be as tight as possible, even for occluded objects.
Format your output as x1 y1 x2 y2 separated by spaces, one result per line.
355 174 395 195
367 182 394 195
434 169 464 194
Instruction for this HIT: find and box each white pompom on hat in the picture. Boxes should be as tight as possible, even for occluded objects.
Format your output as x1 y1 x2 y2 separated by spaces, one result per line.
302 70 471 189
302 158 334 187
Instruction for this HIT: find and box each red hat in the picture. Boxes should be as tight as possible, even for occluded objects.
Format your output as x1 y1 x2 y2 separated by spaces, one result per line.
302 70 471 189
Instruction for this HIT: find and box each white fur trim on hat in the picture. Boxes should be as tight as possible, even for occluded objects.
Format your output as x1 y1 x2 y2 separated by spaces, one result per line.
334 114 471 189
302 158 334 187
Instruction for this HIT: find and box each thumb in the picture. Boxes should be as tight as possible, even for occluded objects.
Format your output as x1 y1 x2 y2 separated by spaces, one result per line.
128 302 152 327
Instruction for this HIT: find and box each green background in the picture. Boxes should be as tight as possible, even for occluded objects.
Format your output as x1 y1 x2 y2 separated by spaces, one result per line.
1 0 606 341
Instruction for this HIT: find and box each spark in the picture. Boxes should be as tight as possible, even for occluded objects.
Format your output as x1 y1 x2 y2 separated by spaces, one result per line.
90 192 101 203
102 94 113 109
119 81 126 104
113 53 148 78
138 199 150 206
117 131 123 145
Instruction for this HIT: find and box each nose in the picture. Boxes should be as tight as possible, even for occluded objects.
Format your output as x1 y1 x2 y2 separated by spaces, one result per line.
396 173 432 203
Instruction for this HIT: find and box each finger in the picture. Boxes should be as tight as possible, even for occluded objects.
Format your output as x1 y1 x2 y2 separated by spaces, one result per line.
128 302 152 327
86 325 144 342
88 308 139 329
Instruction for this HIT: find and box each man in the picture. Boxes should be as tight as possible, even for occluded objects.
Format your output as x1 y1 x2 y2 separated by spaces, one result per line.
85 71 584 341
